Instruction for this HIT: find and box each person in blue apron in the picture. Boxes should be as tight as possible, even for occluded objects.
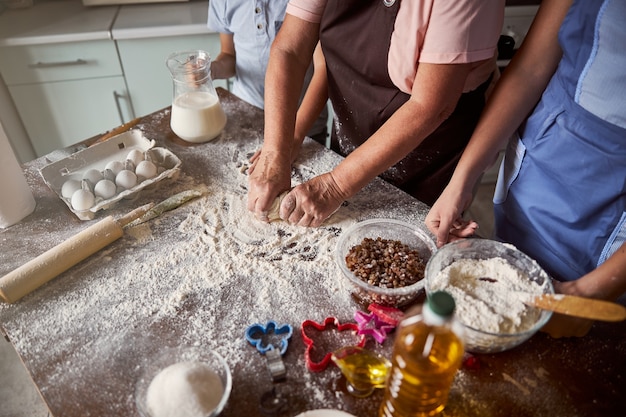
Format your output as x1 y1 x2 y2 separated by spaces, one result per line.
426 0 626 338
247 0 505 226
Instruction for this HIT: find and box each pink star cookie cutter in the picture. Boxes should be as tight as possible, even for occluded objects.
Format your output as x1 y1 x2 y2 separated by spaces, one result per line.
354 303 405 344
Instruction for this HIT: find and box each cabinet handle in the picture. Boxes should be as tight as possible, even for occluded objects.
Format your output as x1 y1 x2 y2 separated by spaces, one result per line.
27 59 88 69
113 91 135 124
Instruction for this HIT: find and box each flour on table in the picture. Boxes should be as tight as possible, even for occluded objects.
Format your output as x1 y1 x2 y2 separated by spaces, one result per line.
187 186 354 259
146 361 223 417
108 180 362 409
0 134 436 415
429 257 545 333
126 223 154 244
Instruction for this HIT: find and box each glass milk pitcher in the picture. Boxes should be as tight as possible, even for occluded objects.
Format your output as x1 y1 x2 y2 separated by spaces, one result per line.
166 50 227 143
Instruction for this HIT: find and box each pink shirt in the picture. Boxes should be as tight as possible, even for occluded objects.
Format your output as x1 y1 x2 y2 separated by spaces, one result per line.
286 0 504 93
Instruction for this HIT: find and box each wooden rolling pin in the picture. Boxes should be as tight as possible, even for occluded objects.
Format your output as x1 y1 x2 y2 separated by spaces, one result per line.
0 204 152 304
91 117 142 145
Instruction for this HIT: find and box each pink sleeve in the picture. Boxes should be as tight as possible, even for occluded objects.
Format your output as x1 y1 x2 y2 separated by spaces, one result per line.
286 0 327 23
389 0 504 94
419 0 504 63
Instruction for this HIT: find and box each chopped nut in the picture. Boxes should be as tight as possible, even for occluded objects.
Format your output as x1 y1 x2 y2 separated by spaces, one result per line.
345 237 425 289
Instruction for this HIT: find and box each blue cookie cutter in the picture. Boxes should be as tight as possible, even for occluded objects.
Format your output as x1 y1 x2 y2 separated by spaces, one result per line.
245 321 293 355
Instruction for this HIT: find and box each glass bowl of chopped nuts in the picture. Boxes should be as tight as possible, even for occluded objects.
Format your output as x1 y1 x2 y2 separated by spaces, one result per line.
335 218 437 308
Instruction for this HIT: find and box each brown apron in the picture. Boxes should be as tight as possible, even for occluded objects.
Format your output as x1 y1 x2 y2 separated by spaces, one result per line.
320 0 491 206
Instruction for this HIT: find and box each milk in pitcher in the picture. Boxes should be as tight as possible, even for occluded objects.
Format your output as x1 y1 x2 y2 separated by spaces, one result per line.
166 50 227 143
171 91 227 143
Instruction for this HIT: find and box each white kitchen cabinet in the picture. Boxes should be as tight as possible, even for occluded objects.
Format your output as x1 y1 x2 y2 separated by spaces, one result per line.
7 76 131 157
116 33 227 118
0 0 227 160
0 39 133 157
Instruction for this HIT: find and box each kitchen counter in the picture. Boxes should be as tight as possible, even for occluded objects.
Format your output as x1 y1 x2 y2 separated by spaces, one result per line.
1 89 625 417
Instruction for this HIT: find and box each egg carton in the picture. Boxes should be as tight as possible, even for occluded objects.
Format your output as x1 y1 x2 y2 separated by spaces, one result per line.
40 129 182 221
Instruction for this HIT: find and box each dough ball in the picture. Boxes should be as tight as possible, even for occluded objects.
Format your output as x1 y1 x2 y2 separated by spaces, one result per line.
145 361 224 417
135 160 158 179
116 169 137 189
127 149 145 166
94 179 117 199
71 189 95 211
82 168 103 185
61 179 81 199
268 191 289 222
104 160 125 176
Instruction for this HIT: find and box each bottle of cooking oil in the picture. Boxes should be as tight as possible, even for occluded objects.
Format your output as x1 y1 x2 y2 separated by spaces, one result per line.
379 291 464 417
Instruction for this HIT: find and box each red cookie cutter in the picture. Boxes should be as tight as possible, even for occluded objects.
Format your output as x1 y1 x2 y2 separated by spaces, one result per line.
301 317 366 372
367 303 405 327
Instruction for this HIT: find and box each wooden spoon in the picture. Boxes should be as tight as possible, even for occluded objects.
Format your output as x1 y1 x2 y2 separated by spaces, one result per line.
522 293 626 322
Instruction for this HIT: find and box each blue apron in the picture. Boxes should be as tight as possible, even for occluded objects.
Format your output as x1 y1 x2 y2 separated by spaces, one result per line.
493 0 626 281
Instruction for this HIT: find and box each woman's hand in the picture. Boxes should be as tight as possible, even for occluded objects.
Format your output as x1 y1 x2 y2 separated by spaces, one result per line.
247 150 291 222
248 135 303 170
279 172 345 227
426 183 478 247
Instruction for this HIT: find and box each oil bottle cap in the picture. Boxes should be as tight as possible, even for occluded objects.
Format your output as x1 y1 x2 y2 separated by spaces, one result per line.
427 291 456 317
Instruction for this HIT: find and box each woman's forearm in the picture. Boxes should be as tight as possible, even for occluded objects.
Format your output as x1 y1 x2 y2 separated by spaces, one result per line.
569 243 626 301
264 15 320 155
294 43 329 147
332 62 473 199
450 0 571 188
331 100 441 198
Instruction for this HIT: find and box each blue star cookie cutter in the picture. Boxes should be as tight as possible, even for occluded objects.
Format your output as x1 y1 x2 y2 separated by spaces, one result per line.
245 321 293 355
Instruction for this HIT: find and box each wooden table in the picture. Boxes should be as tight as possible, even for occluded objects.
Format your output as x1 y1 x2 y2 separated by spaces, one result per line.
1 89 625 417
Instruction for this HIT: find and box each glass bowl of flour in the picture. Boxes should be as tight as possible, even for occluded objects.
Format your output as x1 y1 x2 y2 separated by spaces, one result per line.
425 238 554 353
135 346 232 417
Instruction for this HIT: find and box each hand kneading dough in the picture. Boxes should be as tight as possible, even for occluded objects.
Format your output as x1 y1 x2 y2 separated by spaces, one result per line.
268 191 289 222
146 361 224 417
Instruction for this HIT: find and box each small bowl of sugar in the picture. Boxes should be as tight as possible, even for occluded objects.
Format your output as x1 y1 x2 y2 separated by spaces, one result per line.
425 238 554 353
135 346 232 417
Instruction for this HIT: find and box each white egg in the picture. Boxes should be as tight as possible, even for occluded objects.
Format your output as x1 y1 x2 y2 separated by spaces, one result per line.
116 169 137 189
61 179 82 199
71 189 95 211
94 179 117 199
126 149 144 166
104 160 125 176
82 168 103 185
135 160 158 179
